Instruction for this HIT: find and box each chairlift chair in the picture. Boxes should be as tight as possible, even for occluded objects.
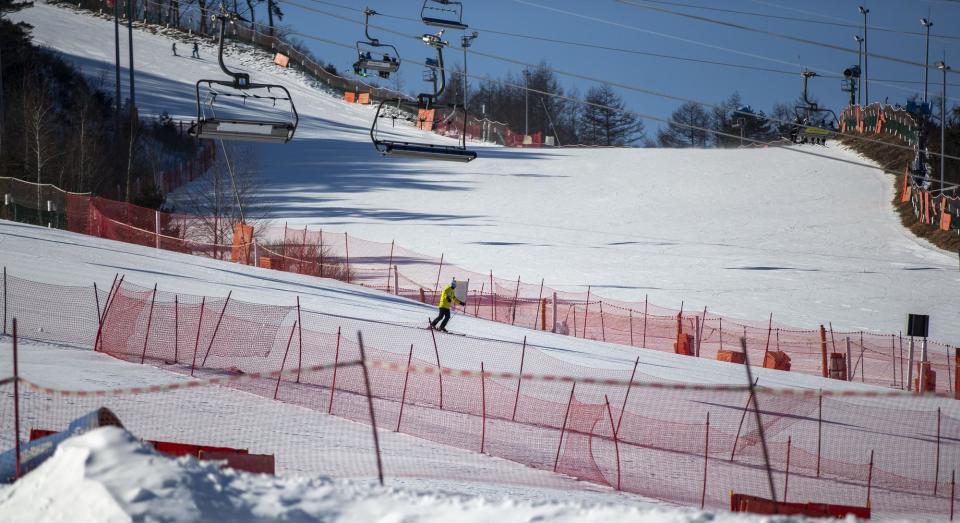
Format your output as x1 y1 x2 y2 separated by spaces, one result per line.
353 8 401 79
421 0 468 31
370 31 476 162
189 12 298 143
792 71 837 144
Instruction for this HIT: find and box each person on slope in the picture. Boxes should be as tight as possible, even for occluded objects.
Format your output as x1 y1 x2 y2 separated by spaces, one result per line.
172 42 178 56
191 42 200 59
429 279 465 332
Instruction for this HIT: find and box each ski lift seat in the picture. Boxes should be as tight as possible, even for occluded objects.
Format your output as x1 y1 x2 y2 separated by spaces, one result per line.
357 58 399 73
381 141 477 162
421 17 468 31
190 117 295 143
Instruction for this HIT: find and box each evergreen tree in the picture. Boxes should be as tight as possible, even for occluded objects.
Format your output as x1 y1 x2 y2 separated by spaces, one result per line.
657 101 712 148
578 84 645 146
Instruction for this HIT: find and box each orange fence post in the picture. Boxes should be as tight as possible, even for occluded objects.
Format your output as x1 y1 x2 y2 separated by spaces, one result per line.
396 344 414 432
511 337 526 422
430 326 444 409
327 327 341 414
701 411 710 509
139 283 158 365
553 381 576 472
273 321 297 400
480 361 487 453
604 394 621 491
189 296 205 378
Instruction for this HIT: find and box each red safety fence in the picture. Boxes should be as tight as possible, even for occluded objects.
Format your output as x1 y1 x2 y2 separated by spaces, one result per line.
15 180 951 396
3 272 960 518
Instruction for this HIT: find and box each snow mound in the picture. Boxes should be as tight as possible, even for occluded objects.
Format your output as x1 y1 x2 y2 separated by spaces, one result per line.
0 427 816 523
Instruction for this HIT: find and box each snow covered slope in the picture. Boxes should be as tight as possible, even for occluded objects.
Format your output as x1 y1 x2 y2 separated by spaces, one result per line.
12 2 959 344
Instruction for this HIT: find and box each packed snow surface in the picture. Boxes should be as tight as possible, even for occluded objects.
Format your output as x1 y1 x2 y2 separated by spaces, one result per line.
12 2 960 344
0 426 818 523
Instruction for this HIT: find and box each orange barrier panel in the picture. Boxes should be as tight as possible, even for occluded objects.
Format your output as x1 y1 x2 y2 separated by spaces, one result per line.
231 223 253 264
273 53 289 68
763 351 791 371
357 92 370 105
716 350 745 364
416 109 435 131
344 92 357 103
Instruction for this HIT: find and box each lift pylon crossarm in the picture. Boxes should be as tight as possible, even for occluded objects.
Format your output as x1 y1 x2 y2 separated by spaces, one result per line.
421 0 468 31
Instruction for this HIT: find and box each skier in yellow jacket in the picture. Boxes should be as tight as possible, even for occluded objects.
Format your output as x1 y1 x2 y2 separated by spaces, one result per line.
429 279 465 332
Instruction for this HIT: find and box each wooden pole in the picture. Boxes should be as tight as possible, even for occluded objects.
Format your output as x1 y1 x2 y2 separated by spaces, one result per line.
936 407 942 495
866 449 874 507
534 279 544 330
599 301 606 342
616 357 640 434
475 282 484 316
642 294 648 348
512 337 526 422
433 253 444 302
553 382 576 472
489 271 495 321
273 321 297 400
629 309 634 347
582 286 591 338
396 344 413 432
139 283 158 364
952 469 956 521
386 240 394 292
173 295 179 363
356 332 384 486
430 325 444 409
11 318 20 480
510 275 520 325
817 391 823 477
820 325 829 378
480 361 487 453
327 327 341 414
891 334 897 387
540 298 547 331
729 378 758 462
190 296 205 377
697 307 707 357
296 297 303 383
701 411 710 509
604 394 622 491
764 312 773 357
846 337 853 381
394 265 399 296
199 291 232 367
784 436 792 502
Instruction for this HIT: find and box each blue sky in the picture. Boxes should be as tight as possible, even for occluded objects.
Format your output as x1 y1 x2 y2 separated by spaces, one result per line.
260 0 960 133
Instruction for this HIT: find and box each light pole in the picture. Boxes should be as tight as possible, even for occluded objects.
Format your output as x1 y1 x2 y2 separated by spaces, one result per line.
461 32 477 148
937 61 950 195
854 35 864 106
922 18 933 105
858 6 869 106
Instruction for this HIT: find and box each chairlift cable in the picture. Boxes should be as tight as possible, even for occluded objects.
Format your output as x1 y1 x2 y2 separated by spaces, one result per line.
280 0 954 102
614 0 959 74
275 0 960 161
634 0 960 42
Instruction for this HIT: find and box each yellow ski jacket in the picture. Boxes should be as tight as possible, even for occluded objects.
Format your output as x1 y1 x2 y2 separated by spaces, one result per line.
438 285 463 309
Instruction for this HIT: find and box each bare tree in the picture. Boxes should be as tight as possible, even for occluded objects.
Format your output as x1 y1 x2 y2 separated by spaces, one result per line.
21 75 58 210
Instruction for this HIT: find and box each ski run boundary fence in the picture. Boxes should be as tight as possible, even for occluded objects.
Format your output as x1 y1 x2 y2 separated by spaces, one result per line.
2 271 960 519
2 169 957 395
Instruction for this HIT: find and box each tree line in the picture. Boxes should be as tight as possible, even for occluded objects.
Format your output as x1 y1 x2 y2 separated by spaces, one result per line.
0 0 200 209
